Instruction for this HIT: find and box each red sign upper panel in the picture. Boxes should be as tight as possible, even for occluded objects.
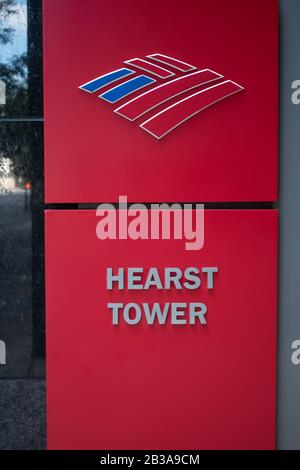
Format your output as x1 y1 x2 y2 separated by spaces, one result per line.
43 0 278 203
45 210 277 449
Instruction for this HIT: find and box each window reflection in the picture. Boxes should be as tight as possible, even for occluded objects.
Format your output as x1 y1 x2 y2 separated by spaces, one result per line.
0 0 44 449
0 0 28 117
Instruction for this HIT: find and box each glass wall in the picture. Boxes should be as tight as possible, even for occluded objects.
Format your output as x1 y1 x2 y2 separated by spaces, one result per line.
0 0 45 449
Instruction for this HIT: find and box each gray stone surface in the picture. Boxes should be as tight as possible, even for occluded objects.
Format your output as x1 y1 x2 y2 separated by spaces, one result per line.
0 380 46 450
277 0 300 450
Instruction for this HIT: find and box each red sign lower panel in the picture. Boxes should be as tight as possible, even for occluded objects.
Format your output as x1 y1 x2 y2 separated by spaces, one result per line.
45 210 277 449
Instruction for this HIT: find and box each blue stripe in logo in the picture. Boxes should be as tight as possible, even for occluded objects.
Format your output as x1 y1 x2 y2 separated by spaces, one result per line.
100 75 156 103
80 68 134 93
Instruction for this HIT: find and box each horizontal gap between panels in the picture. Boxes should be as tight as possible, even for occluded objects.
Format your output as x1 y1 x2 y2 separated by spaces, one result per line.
0 118 44 122
45 202 277 210
0 379 45 383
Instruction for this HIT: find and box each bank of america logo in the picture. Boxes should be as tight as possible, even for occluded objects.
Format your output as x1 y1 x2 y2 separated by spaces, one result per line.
79 53 244 140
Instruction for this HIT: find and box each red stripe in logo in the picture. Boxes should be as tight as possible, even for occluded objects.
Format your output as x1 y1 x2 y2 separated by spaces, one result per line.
124 58 175 79
147 53 197 72
140 80 244 139
115 69 223 121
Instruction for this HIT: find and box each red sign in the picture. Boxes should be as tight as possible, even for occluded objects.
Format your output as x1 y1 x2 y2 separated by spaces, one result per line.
45 210 277 449
43 0 278 203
